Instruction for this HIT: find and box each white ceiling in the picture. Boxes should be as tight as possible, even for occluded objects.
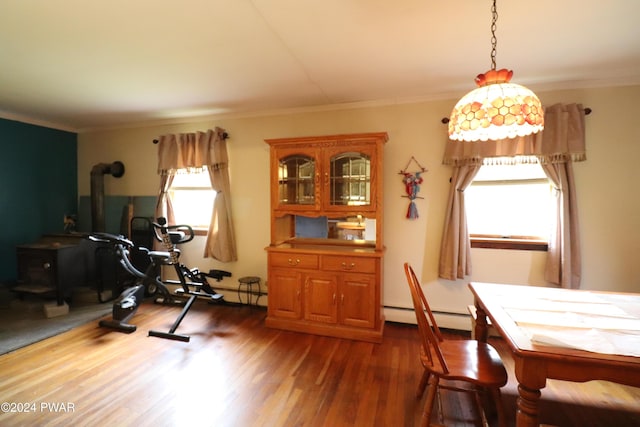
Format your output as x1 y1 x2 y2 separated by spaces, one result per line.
1 0 639 132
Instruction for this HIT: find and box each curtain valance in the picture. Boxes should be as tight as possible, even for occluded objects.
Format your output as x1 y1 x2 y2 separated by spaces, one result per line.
442 103 586 166
157 127 228 175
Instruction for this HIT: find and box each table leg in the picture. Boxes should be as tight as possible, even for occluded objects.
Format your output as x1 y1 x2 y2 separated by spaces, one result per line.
516 384 542 427
474 300 489 342
514 356 546 427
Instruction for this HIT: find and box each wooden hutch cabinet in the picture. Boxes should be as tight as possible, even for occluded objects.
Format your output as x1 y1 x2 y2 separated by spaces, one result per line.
265 132 387 343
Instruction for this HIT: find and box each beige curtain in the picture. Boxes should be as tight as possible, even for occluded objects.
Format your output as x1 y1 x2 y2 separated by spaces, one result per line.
155 174 176 227
438 165 481 280
537 104 586 288
155 127 237 262
204 137 237 262
439 103 586 287
540 162 581 288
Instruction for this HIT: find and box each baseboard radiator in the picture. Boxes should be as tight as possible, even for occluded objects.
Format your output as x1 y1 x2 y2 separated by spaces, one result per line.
383 305 473 332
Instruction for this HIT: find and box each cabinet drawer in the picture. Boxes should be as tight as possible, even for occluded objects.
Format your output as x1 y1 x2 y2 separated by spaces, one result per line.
269 253 319 269
322 255 376 274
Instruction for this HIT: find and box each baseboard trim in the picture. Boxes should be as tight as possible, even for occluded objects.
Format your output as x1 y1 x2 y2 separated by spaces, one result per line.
383 305 472 331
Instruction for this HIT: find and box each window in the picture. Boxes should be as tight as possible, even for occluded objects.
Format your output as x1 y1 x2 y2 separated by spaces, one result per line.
168 170 215 229
465 161 552 250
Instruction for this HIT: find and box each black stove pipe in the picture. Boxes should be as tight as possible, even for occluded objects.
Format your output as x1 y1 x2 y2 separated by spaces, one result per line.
90 161 125 232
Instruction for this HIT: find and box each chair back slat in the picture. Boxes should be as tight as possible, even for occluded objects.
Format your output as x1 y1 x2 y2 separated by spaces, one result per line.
404 262 449 374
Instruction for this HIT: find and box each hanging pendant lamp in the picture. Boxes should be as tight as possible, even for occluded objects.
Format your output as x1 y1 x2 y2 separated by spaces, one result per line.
448 0 544 142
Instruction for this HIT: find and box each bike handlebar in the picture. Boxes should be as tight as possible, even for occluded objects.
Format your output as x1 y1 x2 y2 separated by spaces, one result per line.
89 232 135 248
88 232 147 278
151 218 195 245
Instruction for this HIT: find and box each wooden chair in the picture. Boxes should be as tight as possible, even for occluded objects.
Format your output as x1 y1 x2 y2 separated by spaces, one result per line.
403 262 508 427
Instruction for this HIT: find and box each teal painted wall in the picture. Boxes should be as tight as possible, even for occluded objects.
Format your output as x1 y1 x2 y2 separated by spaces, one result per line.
0 118 77 282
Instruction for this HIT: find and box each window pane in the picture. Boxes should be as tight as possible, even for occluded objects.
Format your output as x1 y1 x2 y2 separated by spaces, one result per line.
171 171 212 188
169 171 215 227
466 163 552 239
170 189 214 227
278 155 316 205
329 153 371 206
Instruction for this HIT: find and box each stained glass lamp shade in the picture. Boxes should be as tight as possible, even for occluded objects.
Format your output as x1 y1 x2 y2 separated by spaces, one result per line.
448 68 544 142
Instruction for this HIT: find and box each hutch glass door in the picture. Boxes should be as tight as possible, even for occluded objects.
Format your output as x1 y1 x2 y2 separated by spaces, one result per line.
328 152 371 207
278 154 316 206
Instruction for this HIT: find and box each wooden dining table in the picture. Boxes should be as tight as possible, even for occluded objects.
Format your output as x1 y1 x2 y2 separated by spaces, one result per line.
468 282 640 427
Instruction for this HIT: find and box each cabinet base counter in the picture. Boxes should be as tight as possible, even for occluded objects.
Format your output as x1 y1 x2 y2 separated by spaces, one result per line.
265 243 385 343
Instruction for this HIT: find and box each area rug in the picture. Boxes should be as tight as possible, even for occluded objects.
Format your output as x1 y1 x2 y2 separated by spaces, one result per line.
0 296 111 356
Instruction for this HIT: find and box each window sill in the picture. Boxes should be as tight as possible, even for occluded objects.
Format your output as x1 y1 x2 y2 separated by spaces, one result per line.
470 236 548 251
192 227 208 236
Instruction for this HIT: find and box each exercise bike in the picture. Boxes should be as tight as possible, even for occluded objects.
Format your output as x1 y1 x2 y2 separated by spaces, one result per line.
89 217 231 342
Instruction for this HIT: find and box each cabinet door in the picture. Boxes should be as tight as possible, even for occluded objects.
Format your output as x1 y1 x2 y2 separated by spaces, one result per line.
339 273 376 329
322 144 377 212
272 147 320 211
304 273 338 324
16 249 57 290
268 268 303 319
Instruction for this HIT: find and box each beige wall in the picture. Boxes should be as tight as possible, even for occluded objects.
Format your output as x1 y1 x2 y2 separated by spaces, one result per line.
77 85 640 326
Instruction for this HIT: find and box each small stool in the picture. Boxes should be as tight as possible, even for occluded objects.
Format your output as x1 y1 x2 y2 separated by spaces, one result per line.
237 276 261 306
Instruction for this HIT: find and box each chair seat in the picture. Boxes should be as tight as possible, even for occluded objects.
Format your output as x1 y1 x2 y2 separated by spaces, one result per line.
424 339 507 388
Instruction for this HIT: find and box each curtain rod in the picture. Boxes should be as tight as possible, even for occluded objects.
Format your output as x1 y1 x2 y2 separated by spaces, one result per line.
440 107 592 124
152 131 229 144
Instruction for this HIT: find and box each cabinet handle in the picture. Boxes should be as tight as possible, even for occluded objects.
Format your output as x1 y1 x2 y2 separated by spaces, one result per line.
324 172 329 185
341 262 356 270
43 262 51 270
341 294 345 304
333 293 336 304
287 258 300 266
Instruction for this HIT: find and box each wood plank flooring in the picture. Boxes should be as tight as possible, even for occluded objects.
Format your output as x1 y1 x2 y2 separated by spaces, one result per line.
0 300 639 427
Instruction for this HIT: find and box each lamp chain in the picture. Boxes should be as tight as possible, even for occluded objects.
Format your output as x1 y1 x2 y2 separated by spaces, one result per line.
490 0 498 70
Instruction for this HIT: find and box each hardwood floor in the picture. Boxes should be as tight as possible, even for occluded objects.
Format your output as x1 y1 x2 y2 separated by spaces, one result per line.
0 300 639 427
